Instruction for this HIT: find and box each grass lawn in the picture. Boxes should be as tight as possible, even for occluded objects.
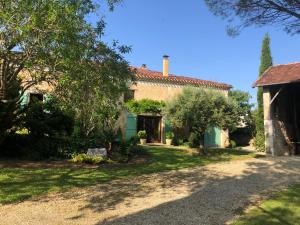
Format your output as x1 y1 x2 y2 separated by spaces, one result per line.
232 184 300 225
0 146 256 204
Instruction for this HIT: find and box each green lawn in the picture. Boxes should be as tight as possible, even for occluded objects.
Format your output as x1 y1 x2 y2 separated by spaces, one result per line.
232 184 300 225
0 146 256 204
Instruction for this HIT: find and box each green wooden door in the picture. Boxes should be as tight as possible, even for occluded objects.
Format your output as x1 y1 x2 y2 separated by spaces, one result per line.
125 112 137 141
204 127 221 147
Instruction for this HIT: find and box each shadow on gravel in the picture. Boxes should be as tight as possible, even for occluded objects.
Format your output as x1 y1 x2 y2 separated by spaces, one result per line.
88 157 300 225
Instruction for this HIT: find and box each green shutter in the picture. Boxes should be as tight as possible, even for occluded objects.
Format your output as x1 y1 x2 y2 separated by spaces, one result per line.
20 92 29 107
204 127 221 148
125 112 137 140
163 117 172 133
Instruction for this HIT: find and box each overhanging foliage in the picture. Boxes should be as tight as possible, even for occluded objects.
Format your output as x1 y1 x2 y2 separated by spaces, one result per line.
125 99 166 115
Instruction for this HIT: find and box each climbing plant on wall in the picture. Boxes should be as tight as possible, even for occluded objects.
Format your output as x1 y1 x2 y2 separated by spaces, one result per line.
125 99 166 115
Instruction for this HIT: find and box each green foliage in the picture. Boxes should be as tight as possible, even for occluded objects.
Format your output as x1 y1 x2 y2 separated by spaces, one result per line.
137 130 147 139
259 34 273 76
165 88 239 139
232 184 300 225
70 153 107 164
230 140 237 148
255 34 273 151
0 0 131 144
125 99 166 115
166 131 174 139
229 89 255 135
205 1 300 35
0 134 70 160
0 77 23 143
0 146 257 204
117 138 144 160
24 97 74 138
188 132 201 148
254 110 266 152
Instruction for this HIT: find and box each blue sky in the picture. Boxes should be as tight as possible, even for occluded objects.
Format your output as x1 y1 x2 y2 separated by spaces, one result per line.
95 0 300 105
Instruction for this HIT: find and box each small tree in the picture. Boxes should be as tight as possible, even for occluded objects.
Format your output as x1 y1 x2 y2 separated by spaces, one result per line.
229 89 255 134
256 34 273 151
165 88 238 153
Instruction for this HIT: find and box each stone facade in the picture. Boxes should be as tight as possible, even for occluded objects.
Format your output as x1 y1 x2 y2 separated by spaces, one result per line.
127 80 230 148
130 81 228 102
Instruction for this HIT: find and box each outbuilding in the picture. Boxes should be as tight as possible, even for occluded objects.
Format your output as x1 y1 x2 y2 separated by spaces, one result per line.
253 62 300 156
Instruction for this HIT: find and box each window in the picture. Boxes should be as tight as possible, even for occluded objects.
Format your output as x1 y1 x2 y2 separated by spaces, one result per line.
29 93 43 103
124 90 135 102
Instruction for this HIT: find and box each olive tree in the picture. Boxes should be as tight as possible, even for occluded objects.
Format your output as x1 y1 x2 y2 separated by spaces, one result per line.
165 88 239 152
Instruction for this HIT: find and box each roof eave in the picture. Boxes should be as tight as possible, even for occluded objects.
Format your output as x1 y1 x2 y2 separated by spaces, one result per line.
136 77 232 90
253 79 300 88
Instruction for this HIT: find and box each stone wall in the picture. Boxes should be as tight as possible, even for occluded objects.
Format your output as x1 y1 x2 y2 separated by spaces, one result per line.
130 81 228 102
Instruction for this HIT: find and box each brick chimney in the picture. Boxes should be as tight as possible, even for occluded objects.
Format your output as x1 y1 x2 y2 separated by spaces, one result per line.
163 55 169 77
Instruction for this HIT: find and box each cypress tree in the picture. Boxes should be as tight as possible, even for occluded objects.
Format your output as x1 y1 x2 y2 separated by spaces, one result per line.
256 34 273 151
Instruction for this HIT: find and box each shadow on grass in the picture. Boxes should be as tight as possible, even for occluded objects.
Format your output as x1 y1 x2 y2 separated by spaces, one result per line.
0 146 257 204
92 157 300 225
232 184 300 225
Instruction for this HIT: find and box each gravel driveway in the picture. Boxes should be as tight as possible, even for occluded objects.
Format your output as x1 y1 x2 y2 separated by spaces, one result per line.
1 156 300 225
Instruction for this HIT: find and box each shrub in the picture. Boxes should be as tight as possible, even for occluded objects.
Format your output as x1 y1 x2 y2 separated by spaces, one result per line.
188 132 201 148
230 140 237 148
70 153 107 164
0 134 71 160
118 136 143 156
25 99 74 138
137 130 147 139
128 135 140 146
166 131 174 139
183 142 191 147
254 130 265 152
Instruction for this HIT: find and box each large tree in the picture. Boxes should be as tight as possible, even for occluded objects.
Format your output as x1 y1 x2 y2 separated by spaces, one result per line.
205 0 300 35
0 0 133 140
165 88 239 151
256 34 273 151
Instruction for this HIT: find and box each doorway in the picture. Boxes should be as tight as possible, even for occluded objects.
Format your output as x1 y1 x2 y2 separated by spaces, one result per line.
137 115 162 143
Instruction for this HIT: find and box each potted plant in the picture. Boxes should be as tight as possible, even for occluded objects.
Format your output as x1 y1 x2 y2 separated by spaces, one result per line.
137 130 147 145
165 131 174 145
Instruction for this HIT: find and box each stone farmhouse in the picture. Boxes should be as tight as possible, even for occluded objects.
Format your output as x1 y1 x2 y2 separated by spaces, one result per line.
120 56 232 147
20 56 232 148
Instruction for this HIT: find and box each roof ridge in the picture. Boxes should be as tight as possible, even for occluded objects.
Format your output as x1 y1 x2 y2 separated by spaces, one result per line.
132 66 231 88
253 61 300 87
271 62 300 67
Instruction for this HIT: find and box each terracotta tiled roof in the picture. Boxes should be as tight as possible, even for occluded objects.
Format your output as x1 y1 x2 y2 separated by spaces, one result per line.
253 62 300 87
132 67 232 90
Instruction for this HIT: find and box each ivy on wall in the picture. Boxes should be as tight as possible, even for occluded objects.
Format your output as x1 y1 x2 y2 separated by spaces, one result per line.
125 99 166 115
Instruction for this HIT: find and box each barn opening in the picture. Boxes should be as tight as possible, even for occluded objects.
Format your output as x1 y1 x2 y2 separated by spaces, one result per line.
269 83 300 155
254 62 300 156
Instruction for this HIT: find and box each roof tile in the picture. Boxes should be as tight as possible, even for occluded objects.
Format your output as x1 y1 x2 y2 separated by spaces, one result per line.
133 67 232 90
253 62 300 87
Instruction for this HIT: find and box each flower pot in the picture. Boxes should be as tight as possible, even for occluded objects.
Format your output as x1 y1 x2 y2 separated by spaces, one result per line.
166 139 172 145
140 138 147 145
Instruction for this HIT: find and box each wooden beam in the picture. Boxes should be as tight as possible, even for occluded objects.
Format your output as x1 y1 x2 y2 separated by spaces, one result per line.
270 87 283 105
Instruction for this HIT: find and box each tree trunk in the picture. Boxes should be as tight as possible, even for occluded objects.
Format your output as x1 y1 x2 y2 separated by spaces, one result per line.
0 59 6 101
198 134 206 155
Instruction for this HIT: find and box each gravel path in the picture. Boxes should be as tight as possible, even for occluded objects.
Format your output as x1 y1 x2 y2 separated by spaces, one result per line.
1 156 300 225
